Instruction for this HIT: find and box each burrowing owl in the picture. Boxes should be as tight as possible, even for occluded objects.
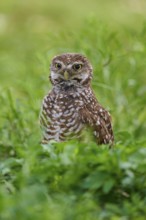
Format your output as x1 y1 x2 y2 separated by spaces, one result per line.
40 53 114 145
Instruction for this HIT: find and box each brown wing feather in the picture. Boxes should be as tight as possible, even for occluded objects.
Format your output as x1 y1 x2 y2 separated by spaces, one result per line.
94 107 114 145
80 99 114 146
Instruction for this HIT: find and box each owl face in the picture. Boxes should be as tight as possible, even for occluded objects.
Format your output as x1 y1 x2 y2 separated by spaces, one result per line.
50 53 93 86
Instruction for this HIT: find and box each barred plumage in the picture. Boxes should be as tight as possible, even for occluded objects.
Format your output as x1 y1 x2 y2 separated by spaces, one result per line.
40 53 114 145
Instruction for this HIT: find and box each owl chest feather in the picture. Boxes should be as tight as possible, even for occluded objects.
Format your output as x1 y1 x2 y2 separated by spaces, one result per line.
42 86 89 141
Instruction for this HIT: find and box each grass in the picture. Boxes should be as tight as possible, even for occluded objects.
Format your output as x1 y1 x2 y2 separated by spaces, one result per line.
0 0 146 219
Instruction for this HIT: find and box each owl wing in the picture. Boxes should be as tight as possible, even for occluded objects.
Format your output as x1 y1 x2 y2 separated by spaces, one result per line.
80 102 114 146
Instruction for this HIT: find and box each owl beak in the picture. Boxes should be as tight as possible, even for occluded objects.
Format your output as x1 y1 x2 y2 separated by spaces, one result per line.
64 71 69 80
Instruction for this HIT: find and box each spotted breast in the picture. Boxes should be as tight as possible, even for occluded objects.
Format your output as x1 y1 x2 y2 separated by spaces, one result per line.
40 83 85 143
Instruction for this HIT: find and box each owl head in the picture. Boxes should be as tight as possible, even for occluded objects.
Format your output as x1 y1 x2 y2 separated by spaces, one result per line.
50 53 93 86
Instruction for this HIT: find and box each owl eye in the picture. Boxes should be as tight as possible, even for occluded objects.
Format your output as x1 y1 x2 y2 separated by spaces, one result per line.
55 63 62 69
73 64 82 71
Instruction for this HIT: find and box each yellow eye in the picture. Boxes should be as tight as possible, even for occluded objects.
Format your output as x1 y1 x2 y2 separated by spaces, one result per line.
55 63 62 69
73 64 82 71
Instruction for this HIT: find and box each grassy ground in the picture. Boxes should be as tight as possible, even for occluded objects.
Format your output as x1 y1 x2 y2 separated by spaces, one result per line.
0 0 146 219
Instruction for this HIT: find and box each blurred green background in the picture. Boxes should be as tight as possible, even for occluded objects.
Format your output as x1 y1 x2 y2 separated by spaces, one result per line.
1 0 146 86
1 0 146 219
